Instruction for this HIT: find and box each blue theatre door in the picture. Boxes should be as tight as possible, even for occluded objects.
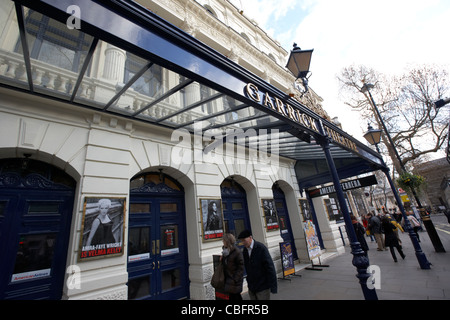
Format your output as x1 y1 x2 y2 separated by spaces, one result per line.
273 184 298 260
0 158 75 300
127 172 189 300
220 178 251 238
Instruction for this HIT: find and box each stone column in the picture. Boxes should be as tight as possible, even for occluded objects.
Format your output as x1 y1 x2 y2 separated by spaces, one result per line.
102 44 126 82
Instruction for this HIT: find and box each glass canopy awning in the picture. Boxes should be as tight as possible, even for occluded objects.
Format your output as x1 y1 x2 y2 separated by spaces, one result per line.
0 0 386 189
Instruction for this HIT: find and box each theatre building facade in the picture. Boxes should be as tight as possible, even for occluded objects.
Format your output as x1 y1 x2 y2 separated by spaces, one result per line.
0 0 385 300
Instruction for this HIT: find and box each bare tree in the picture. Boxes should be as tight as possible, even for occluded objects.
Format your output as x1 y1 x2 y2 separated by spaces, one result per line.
337 64 449 174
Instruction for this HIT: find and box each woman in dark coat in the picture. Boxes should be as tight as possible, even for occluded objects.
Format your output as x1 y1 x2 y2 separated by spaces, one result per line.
382 216 405 262
351 216 369 256
221 233 244 300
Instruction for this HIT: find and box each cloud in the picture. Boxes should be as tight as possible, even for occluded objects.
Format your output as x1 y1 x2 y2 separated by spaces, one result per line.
290 0 450 139
228 0 450 143
229 0 298 29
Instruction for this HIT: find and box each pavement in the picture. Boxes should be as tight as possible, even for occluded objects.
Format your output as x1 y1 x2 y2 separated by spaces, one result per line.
245 213 450 300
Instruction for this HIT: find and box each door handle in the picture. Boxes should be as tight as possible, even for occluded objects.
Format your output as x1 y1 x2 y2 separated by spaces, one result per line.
152 261 155 270
152 240 156 255
156 239 160 255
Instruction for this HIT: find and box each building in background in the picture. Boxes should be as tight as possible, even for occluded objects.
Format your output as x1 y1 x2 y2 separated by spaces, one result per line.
414 157 450 212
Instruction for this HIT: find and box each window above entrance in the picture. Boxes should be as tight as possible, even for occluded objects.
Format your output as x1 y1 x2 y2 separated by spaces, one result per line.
0 158 75 189
130 172 183 193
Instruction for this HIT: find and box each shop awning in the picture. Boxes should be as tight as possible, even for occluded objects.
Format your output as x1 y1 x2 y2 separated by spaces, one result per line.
1 0 386 189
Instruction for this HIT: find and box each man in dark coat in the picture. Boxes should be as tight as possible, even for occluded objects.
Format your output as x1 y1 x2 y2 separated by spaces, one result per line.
367 213 385 251
238 230 277 300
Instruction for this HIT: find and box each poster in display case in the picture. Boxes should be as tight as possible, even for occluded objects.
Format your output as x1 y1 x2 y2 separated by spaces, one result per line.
200 198 224 242
79 197 125 261
261 199 279 231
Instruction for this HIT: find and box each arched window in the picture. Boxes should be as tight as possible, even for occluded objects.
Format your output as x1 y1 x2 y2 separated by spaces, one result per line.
240 32 251 44
203 5 217 18
130 171 183 193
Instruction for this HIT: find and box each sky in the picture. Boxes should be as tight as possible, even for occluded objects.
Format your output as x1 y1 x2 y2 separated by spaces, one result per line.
228 0 450 143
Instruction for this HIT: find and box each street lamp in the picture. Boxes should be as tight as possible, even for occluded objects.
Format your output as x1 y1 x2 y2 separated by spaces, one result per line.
434 97 450 109
364 124 432 269
363 124 382 146
433 97 450 164
286 43 313 94
361 83 445 254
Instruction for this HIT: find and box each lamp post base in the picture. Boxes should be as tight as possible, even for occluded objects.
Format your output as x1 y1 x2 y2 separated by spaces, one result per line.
422 218 446 253
350 242 378 300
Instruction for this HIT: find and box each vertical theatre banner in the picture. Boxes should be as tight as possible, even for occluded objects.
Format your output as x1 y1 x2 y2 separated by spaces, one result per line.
304 220 321 260
280 242 295 277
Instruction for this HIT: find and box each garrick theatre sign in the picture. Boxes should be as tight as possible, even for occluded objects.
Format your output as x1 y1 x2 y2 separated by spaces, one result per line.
244 82 359 153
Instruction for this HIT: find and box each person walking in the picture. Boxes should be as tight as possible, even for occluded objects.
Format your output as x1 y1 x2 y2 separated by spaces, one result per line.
351 215 369 256
362 214 374 242
238 230 277 300
367 213 385 251
386 214 404 245
381 216 405 262
404 211 421 242
221 233 244 300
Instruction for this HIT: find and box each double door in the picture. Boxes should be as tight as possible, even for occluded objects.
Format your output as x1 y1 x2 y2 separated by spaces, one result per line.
221 179 251 238
273 186 298 260
127 194 188 300
222 196 251 238
0 189 74 300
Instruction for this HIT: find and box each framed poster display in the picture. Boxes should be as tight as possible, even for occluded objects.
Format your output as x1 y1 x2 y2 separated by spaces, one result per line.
323 196 344 223
261 199 279 231
79 197 125 261
299 199 312 221
200 198 224 242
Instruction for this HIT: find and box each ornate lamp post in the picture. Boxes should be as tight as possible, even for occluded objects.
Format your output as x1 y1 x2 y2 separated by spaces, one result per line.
434 97 450 109
316 122 378 300
286 43 314 95
287 44 377 299
361 83 445 253
364 124 432 269
434 97 450 164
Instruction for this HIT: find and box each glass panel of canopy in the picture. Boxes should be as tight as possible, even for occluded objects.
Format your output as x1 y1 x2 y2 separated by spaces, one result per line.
0 2 273 129
0 0 359 162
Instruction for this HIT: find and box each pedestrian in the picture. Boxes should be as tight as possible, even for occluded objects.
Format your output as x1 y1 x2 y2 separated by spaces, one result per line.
237 230 277 300
386 214 404 245
362 214 374 242
221 233 244 300
351 215 369 256
404 211 421 242
367 212 385 251
444 209 450 224
393 208 402 224
381 216 405 262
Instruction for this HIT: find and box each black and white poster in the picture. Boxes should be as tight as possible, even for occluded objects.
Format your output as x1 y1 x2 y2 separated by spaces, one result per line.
200 198 224 242
262 199 279 231
79 197 125 261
